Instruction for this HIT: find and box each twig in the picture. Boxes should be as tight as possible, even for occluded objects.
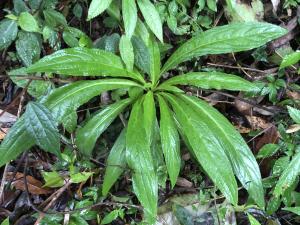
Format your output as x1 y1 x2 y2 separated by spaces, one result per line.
0 163 9 202
0 80 32 117
207 62 277 75
209 90 284 115
34 180 72 225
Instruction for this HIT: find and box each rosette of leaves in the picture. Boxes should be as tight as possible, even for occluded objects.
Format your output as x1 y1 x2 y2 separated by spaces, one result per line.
0 22 286 224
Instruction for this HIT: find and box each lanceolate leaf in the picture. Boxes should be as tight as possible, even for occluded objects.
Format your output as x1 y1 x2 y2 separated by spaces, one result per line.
119 35 134 71
88 0 113 20
0 117 34 167
102 129 126 196
43 79 141 125
148 36 161 85
143 92 155 142
26 48 144 82
274 150 300 197
157 95 180 188
131 36 151 75
122 0 137 38
137 0 163 42
159 72 260 92
24 102 60 156
179 94 265 208
161 22 287 73
280 51 300 69
76 98 132 156
163 93 238 205
126 98 158 223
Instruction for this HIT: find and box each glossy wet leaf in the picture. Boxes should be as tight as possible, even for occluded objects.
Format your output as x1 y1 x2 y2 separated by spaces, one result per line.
24 102 60 156
247 214 262 225
0 19 18 50
43 9 67 28
162 22 287 73
132 36 151 75
137 0 163 42
76 98 132 156
101 210 119 224
148 36 161 85
18 12 40 33
122 0 137 38
26 48 144 82
88 0 113 20
283 207 300 216
257 144 280 159
126 99 158 223
157 96 180 188
280 51 300 69
143 92 156 142
70 172 93 183
164 93 238 205
119 35 134 71
16 31 41 66
42 171 64 188
0 117 34 167
42 79 140 125
160 72 260 92
287 106 300 124
102 130 126 196
274 150 300 197
178 94 265 208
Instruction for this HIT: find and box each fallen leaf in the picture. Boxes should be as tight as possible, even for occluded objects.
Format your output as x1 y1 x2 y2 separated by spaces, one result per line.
245 115 271 130
176 177 193 188
7 172 52 195
0 128 9 140
286 124 300 133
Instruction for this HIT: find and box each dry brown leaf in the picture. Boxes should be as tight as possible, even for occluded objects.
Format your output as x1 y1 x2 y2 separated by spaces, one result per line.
245 115 271 130
176 177 193 188
0 128 9 140
7 172 52 195
286 124 300 133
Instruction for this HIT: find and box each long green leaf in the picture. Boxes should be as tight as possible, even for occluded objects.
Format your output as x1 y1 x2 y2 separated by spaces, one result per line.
280 51 300 69
88 0 113 20
119 35 134 71
26 48 144 82
76 98 132 156
161 22 287 73
24 102 60 157
43 79 141 125
0 117 34 167
274 150 300 197
102 129 127 196
163 93 238 205
179 94 265 208
126 98 158 224
148 36 161 85
159 72 260 92
143 92 155 142
157 95 181 188
137 0 163 42
122 0 137 38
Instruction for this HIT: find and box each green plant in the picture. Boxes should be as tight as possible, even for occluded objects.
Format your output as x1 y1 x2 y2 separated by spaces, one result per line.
0 0 92 98
0 22 286 223
88 0 163 42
